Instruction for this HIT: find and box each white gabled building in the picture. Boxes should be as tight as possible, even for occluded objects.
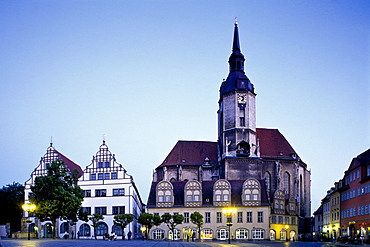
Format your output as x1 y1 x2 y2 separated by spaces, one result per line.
23 141 144 239
77 140 144 239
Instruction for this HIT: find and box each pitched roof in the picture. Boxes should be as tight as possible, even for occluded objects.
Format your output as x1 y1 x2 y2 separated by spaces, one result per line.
158 141 217 168
256 128 300 160
55 150 83 178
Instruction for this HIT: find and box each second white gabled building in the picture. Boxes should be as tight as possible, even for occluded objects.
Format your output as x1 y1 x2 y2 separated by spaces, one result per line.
77 140 144 239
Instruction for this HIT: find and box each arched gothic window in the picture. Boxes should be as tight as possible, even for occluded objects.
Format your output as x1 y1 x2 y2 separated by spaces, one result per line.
156 181 174 207
264 172 271 192
213 179 231 207
242 179 261 206
184 180 202 207
283 172 290 195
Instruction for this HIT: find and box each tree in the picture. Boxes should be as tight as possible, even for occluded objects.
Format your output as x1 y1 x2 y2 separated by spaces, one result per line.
89 213 104 240
161 213 184 241
138 213 162 240
113 214 134 240
0 182 25 234
190 212 203 241
30 160 84 238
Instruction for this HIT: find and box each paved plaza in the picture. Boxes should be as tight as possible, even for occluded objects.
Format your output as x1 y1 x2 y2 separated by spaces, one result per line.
0 239 368 247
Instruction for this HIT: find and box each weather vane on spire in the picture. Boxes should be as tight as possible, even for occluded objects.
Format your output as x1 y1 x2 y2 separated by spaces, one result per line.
103 134 106 144
50 136 53 146
235 16 238 25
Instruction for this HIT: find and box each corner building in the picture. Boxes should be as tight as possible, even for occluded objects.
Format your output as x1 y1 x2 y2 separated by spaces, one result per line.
147 23 311 241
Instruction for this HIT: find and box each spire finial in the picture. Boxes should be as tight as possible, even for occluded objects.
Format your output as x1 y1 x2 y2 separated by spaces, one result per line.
50 136 53 146
232 21 240 52
234 16 238 25
103 134 106 144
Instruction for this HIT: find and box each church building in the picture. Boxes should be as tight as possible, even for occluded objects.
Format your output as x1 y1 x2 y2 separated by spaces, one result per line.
146 23 311 241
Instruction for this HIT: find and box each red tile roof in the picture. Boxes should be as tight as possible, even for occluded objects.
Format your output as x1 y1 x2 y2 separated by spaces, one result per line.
257 128 300 160
55 150 83 178
159 141 218 167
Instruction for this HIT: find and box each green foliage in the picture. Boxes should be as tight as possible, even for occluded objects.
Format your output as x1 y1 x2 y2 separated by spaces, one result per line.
161 213 184 240
89 213 104 240
138 213 162 240
30 160 84 238
78 208 89 222
190 212 203 240
113 214 134 238
0 182 25 233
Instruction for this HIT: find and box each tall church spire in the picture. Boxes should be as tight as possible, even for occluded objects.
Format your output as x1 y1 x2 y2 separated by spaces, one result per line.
228 22 245 73
232 22 241 52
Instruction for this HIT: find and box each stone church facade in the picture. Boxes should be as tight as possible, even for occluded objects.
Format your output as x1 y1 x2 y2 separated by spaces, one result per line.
147 23 311 241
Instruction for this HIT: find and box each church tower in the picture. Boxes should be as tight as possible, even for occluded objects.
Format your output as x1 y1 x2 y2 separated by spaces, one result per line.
218 22 258 161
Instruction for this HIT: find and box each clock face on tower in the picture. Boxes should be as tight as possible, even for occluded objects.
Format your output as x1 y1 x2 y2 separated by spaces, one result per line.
237 93 246 108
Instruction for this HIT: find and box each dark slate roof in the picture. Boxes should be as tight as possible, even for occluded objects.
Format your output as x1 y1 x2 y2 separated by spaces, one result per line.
358 148 370 158
158 141 217 168
55 150 83 178
256 128 300 160
147 179 270 208
219 71 254 96
313 205 323 215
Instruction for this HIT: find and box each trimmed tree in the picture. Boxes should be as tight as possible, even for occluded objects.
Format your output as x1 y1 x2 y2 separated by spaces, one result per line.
138 213 162 240
30 160 84 238
161 213 184 241
190 212 203 241
113 214 134 240
89 213 104 240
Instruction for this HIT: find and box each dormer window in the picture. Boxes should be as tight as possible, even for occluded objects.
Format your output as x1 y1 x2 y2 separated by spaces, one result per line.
242 179 261 206
213 179 231 207
184 180 202 207
156 181 174 207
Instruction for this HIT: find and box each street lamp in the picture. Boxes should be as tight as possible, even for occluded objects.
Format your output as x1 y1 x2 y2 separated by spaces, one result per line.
285 225 289 241
22 203 36 240
140 226 146 240
222 207 236 244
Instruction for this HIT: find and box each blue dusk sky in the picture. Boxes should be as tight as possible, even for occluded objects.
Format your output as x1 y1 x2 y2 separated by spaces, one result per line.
0 0 369 213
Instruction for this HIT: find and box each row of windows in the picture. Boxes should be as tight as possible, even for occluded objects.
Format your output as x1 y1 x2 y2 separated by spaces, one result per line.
342 189 356 201
342 207 357 219
358 183 370 196
357 204 370 216
159 211 264 224
345 169 360 184
79 222 124 237
151 228 265 240
271 216 297 225
84 188 124 197
90 172 118 180
97 162 110 168
82 206 125 215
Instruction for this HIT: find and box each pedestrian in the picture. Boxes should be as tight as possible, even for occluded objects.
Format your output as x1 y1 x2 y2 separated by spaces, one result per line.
77 231 80 239
128 231 132 240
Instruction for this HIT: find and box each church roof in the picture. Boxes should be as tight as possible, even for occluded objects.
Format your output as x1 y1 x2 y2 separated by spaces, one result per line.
157 129 301 169
257 128 301 160
158 141 218 168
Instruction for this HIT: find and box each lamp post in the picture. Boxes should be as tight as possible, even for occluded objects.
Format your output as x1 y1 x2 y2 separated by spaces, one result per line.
285 225 289 241
22 203 36 240
140 226 146 240
222 207 236 244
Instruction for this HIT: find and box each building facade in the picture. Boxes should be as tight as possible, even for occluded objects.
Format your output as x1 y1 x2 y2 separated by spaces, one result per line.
147 23 311 241
340 149 370 241
23 141 144 239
